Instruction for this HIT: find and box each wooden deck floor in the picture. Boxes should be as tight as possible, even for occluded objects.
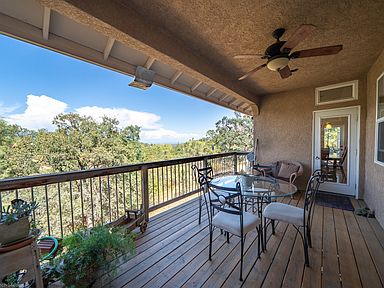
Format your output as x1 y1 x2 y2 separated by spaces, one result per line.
96 192 384 288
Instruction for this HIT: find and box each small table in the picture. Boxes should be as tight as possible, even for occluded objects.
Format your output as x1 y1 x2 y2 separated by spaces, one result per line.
210 174 297 250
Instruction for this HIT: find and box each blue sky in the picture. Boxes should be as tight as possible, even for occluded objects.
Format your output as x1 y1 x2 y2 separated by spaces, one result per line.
0 34 235 143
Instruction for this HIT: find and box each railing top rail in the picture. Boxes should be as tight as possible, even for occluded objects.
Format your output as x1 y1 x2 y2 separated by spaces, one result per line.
0 151 249 192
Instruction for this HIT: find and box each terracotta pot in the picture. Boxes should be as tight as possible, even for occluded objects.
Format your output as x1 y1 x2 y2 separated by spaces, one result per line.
0 217 30 245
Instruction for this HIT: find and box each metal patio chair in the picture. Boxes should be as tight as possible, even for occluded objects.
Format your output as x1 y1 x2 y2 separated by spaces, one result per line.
192 165 215 225
203 176 261 281
263 170 324 266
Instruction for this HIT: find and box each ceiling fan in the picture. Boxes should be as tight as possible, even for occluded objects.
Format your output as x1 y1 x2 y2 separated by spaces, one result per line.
235 24 343 80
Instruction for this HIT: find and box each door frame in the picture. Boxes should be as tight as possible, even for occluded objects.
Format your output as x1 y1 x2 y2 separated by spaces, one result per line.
312 105 361 199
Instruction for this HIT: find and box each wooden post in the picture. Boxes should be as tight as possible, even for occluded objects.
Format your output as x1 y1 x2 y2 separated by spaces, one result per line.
203 157 208 169
0 240 43 287
141 166 149 221
233 153 238 174
202 157 208 192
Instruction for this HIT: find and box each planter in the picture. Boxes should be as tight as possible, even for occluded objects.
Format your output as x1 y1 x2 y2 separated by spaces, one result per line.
63 264 98 288
0 217 30 245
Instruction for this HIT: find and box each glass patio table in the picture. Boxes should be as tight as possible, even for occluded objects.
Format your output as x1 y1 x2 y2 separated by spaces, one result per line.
210 174 297 199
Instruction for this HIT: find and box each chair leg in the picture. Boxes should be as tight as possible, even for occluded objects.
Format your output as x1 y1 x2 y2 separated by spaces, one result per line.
209 226 213 261
198 194 202 225
307 225 312 248
263 219 267 252
257 227 261 259
303 229 309 266
304 239 309 266
240 237 244 281
226 231 230 243
271 219 275 235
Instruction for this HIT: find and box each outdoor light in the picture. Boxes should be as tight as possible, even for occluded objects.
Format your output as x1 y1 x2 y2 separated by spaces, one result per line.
129 66 155 90
266 56 290 71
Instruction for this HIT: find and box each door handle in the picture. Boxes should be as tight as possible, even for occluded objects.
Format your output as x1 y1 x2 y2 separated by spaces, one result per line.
315 156 320 160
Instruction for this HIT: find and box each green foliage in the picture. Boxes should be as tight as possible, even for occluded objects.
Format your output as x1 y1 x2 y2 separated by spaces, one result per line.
0 112 252 179
0 199 38 224
206 112 253 152
54 225 135 287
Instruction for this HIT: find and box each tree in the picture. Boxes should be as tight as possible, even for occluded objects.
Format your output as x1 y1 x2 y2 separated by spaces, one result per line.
205 112 253 152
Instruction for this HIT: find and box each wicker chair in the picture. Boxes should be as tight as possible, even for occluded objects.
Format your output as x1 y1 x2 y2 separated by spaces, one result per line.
261 160 304 184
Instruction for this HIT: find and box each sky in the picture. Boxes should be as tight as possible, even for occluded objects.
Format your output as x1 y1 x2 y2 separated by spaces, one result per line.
0 34 235 144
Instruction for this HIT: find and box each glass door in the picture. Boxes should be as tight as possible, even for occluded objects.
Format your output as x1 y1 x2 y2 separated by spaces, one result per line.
313 107 359 196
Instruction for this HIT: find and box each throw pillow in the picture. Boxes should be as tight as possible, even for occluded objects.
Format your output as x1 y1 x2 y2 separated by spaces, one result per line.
278 162 299 179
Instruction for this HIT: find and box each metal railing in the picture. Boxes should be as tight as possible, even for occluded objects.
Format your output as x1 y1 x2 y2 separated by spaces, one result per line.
0 152 249 238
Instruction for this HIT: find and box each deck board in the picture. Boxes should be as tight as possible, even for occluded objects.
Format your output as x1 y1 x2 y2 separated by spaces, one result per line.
99 193 384 288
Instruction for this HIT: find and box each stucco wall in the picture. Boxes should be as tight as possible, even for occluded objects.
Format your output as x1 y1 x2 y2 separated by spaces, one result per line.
254 77 367 192
364 48 384 227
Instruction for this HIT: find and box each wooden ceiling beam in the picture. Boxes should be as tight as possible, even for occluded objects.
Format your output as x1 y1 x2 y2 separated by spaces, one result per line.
144 56 156 69
191 81 202 92
227 98 238 105
42 7 51 40
103 37 115 60
170 71 183 84
206 88 217 97
218 94 229 102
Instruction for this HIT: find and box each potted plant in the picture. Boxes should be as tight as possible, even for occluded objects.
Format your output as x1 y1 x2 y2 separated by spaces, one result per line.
0 199 39 245
46 225 135 287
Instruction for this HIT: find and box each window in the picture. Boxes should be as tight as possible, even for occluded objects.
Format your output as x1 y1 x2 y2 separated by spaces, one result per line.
376 72 384 165
315 80 358 105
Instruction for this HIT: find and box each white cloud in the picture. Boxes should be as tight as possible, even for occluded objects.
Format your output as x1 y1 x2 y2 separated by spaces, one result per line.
3 95 198 143
75 106 161 129
140 128 200 144
4 95 67 130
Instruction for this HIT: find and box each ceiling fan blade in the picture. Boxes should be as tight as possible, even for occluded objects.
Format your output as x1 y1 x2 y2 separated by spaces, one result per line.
279 66 292 79
238 63 267 80
234 54 264 59
280 24 316 52
290 45 343 59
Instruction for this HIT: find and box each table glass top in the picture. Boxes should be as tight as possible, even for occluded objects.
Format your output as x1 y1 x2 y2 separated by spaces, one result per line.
210 174 297 198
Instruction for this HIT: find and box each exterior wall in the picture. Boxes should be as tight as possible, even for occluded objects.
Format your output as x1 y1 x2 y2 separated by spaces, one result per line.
253 77 367 192
364 48 384 227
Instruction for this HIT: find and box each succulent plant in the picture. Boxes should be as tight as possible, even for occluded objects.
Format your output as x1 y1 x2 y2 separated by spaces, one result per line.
0 199 39 225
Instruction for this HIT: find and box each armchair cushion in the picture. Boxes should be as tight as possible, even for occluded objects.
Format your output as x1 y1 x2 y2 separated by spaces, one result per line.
277 162 299 179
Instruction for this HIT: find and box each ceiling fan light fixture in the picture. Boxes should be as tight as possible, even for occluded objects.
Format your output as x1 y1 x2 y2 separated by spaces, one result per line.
266 56 290 71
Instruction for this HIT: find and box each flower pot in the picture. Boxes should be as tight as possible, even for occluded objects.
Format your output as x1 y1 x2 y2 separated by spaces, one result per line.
0 217 30 245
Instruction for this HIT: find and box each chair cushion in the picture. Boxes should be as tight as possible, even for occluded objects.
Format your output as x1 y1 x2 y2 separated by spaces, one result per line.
212 211 260 237
277 162 299 179
263 202 304 226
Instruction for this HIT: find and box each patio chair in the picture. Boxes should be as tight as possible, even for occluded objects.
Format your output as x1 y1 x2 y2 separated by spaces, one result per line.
334 147 347 181
261 160 303 184
204 176 261 281
192 165 215 225
263 170 324 266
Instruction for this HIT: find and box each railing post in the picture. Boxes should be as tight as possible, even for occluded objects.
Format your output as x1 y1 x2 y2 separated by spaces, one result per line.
203 157 208 169
233 153 238 174
141 165 149 222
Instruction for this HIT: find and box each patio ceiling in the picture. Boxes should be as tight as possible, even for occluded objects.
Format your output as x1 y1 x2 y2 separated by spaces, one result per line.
121 0 384 95
1 1 384 114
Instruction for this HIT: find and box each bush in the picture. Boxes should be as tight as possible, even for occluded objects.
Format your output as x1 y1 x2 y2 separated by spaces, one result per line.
51 225 135 287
